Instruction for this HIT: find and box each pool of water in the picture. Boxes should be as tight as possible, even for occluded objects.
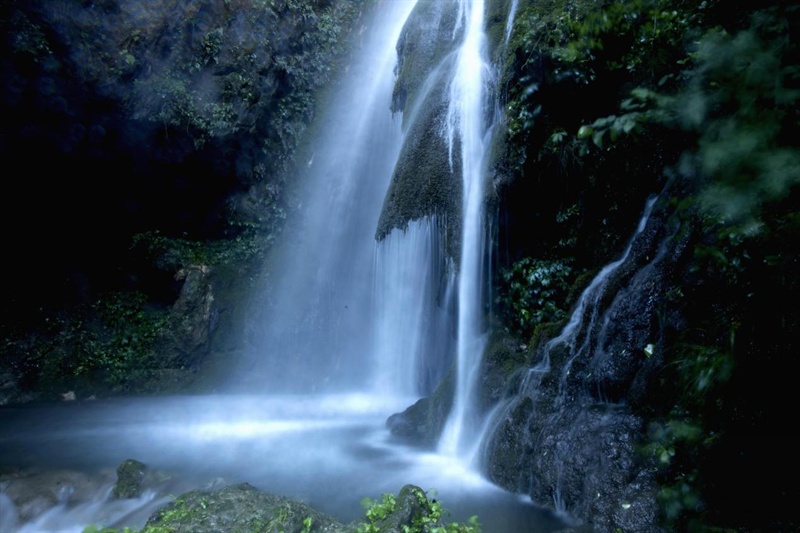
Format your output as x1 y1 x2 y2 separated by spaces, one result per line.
0 394 577 532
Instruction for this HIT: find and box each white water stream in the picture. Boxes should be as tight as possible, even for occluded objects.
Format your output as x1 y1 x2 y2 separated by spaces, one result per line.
437 0 494 463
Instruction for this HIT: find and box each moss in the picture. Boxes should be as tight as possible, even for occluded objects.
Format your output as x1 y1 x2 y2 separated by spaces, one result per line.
376 95 462 259
356 485 480 533
377 0 465 260
528 320 565 356
142 483 341 533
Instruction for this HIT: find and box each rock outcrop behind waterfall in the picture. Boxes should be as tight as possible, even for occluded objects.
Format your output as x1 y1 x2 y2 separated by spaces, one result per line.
376 0 463 260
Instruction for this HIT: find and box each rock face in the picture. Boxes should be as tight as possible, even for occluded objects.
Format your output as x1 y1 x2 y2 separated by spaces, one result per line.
480 196 692 531
165 265 217 369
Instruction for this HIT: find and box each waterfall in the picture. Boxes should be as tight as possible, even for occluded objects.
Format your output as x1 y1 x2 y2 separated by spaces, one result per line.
235 0 420 394
0 1 652 531
545 195 659 406
438 0 495 461
505 0 519 44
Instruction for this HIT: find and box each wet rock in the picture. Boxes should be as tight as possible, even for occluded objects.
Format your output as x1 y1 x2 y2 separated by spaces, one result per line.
386 373 454 447
113 459 147 499
163 265 217 369
0 467 115 524
483 395 534 492
376 0 464 260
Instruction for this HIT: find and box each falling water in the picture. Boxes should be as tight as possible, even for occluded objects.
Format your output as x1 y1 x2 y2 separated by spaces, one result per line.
505 0 520 44
234 0 420 394
438 0 495 461
546 195 659 407
483 196 659 422
372 217 454 396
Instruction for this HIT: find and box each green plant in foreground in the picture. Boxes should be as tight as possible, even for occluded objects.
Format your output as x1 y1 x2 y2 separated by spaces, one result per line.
357 492 397 533
358 487 480 533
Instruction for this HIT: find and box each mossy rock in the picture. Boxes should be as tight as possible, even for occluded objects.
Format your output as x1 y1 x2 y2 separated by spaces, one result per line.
113 459 147 499
143 482 345 533
385 373 454 447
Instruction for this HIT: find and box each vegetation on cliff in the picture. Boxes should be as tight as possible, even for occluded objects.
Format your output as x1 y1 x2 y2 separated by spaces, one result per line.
0 0 368 399
494 0 798 529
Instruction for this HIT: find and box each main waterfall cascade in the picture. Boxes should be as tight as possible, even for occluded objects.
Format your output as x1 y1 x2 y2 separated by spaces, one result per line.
233 0 421 395
239 0 503 451
372 217 455 396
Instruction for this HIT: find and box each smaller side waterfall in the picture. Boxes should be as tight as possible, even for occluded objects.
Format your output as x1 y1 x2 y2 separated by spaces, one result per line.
478 195 676 529
504 0 519 44
437 0 496 462
545 196 659 403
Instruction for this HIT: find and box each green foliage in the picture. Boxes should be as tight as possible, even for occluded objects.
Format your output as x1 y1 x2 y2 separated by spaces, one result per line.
358 492 397 532
83 527 138 533
137 497 198 533
80 292 170 388
672 339 734 399
87 488 478 533
496 257 574 338
132 220 270 273
358 488 480 533
3 291 170 394
642 413 718 527
505 0 698 144
140 73 241 149
575 86 675 149
502 0 584 154
676 7 800 225
569 4 800 224
556 0 700 82
3 10 53 61
501 3 799 530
